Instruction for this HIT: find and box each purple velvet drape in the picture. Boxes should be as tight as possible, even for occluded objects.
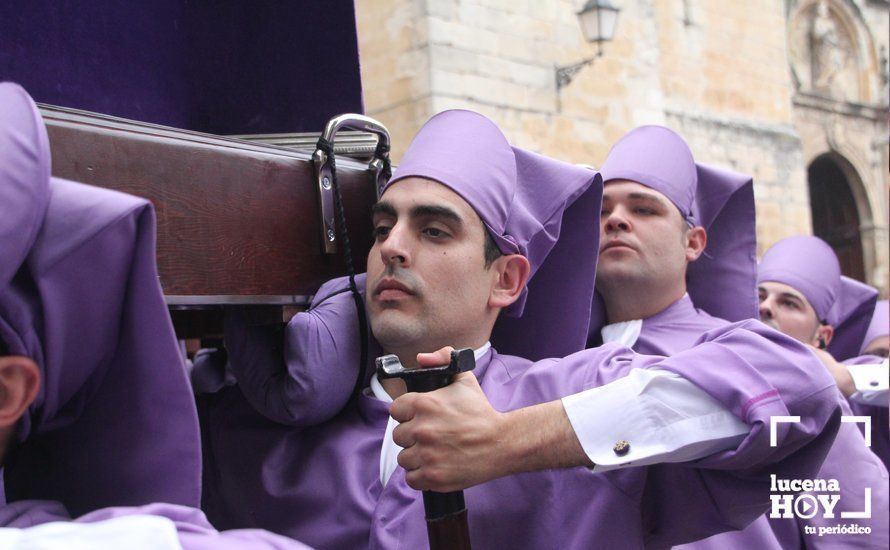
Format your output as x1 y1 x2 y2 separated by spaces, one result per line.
0 0 364 134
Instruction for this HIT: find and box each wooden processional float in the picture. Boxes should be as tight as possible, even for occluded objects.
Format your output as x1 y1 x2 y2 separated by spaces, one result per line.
41 104 390 337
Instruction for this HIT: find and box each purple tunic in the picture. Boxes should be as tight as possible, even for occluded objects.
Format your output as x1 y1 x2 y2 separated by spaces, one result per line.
642 301 889 549
203 320 841 549
0 500 312 549
0 82 201 515
629 294 727 356
678 406 888 549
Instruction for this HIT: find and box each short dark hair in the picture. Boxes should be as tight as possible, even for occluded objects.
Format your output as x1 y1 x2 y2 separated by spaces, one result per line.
483 228 503 268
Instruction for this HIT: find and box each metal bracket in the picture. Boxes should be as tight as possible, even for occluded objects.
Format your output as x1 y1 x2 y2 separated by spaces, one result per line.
312 114 391 254
376 348 476 393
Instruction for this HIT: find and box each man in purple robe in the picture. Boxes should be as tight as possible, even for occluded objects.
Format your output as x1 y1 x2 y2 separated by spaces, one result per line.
0 82 310 549
210 127 750 424
205 109 842 548
750 235 889 548
587 124 757 353
758 238 887 411
553 126 886 549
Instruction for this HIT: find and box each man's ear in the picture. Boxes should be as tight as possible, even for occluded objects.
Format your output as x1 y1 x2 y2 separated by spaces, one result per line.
489 254 531 310
813 324 834 349
685 226 708 262
0 356 40 429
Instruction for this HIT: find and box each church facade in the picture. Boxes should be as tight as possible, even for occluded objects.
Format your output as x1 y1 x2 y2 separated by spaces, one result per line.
356 0 889 293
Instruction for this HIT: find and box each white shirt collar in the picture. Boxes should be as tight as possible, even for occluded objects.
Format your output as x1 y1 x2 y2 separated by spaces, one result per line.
601 320 643 348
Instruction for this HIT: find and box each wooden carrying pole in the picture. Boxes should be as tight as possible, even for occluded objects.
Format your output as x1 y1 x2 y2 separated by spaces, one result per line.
41 105 385 336
377 349 475 550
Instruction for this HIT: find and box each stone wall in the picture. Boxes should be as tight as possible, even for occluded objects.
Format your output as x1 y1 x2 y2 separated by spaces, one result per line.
356 0 888 291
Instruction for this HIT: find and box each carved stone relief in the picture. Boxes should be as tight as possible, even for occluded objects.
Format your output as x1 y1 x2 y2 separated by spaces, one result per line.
789 0 861 102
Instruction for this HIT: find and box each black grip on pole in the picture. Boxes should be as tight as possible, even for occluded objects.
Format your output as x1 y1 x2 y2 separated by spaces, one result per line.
375 348 476 532
422 489 466 521
376 348 476 394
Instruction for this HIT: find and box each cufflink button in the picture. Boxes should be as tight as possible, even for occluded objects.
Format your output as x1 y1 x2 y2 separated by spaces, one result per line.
870 381 879 387
613 440 630 456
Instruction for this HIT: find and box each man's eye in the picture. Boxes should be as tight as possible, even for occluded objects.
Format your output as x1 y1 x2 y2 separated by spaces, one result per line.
373 226 392 239
422 227 448 238
781 300 798 310
600 209 610 217
634 207 654 215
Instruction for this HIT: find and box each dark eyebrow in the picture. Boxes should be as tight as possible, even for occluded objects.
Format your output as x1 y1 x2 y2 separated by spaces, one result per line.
372 201 464 225
410 204 463 226
626 192 670 208
371 201 397 218
758 285 807 304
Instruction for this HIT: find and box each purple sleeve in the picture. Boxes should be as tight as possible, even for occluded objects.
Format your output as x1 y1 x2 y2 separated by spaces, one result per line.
641 321 842 545
495 320 842 546
798 398 889 548
849 399 890 472
225 275 374 427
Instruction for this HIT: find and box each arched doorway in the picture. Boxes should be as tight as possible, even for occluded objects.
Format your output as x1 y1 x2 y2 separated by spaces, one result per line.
808 154 866 281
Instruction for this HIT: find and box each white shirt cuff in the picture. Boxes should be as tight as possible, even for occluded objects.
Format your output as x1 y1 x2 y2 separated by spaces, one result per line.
562 368 748 472
848 359 889 407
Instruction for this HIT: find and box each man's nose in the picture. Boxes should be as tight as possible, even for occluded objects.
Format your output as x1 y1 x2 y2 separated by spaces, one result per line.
379 224 410 266
758 297 774 321
603 208 631 232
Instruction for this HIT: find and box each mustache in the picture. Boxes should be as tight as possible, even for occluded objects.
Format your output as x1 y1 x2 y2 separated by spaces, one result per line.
372 264 422 296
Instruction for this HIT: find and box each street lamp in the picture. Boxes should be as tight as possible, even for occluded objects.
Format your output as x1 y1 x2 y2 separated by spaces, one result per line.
556 0 621 89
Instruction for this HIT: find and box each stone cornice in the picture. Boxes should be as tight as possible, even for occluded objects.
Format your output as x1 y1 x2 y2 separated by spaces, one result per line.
793 92 890 120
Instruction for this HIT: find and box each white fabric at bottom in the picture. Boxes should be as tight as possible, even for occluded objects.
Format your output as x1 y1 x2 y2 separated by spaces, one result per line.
0 514 182 550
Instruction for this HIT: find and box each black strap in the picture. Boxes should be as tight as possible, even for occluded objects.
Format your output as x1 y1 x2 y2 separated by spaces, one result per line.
374 140 393 184
316 137 369 400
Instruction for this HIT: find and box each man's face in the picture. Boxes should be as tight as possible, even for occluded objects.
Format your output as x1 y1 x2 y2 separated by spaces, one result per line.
758 281 823 345
863 335 889 358
595 180 692 290
366 177 498 355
